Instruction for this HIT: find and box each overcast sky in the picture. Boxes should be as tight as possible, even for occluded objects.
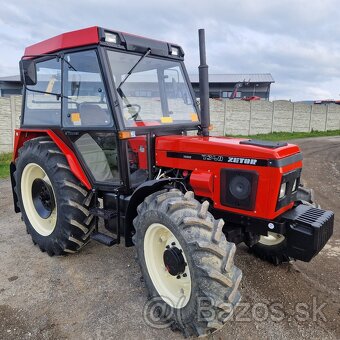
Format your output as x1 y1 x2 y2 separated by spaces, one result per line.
1 0 340 101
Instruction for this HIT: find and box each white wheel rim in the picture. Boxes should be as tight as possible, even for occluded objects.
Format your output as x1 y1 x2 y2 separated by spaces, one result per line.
144 223 192 308
21 163 57 236
259 232 285 246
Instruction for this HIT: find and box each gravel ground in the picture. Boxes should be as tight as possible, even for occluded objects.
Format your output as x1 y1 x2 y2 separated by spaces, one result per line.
0 136 339 340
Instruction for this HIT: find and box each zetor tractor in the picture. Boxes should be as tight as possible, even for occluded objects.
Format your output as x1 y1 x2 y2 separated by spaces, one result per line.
11 27 334 336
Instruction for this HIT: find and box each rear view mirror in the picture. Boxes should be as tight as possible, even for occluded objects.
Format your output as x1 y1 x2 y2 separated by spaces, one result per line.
20 59 37 86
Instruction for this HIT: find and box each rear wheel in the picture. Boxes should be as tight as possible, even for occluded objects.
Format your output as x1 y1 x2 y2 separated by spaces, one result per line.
133 189 242 337
15 137 95 256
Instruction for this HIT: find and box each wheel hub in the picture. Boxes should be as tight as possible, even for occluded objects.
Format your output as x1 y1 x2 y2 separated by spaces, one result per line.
163 246 186 276
144 223 192 308
32 178 55 219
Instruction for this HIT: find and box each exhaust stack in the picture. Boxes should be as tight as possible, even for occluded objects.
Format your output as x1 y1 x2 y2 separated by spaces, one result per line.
198 29 210 137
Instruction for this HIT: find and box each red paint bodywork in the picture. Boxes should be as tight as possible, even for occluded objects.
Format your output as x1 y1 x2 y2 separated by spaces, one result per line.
190 170 214 197
13 129 91 190
155 135 302 220
24 27 100 57
13 129 302 221
128 137 148 170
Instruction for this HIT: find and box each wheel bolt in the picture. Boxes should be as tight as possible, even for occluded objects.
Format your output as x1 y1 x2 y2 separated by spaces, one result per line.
166 245 170 249
183 273 187 277
176 275 181 279
171 242 176 246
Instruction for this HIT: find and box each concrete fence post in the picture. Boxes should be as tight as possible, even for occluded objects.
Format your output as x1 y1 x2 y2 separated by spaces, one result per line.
248 101 252 135
291 103 295 132
223 100 227 136
324 104 329 131
308 105 313 132
271 101 275 132
10 96 16 148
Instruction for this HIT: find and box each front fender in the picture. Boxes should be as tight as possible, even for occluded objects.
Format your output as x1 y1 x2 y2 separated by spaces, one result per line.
124 178 182 246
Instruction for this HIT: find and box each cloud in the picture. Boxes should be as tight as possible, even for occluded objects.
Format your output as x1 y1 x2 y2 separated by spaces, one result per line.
0 0 339 100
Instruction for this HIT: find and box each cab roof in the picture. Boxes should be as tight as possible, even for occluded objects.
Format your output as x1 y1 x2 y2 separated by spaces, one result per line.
24 26 184 60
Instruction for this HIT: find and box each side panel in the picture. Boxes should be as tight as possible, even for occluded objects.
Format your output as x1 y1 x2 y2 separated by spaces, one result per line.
13 129 92 190
157 148 302 220
155 135 303 220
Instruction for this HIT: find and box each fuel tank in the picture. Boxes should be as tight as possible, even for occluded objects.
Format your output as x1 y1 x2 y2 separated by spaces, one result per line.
155 135 303 220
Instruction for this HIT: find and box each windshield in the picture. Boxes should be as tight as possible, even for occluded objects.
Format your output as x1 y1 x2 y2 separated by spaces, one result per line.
106 50 199 128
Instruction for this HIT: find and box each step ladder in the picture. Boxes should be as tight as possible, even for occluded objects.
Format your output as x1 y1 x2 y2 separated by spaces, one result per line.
89 191 121 247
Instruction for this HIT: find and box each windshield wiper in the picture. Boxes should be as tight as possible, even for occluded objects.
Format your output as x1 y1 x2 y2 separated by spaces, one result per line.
117 48 151 90
64 58 77 71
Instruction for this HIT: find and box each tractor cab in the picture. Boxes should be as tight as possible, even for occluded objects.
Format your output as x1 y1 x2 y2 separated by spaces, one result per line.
20 27 200 192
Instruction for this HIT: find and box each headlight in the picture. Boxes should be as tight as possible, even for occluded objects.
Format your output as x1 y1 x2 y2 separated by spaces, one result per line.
170 46 180 56
105 32 118 44
220 169 258 211
292 179 298 192
279 182 286 199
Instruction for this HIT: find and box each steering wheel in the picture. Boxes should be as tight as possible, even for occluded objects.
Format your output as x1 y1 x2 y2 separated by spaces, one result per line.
123 104 141 120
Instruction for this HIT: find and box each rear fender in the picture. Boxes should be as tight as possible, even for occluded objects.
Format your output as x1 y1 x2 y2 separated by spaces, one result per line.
13 129 91 190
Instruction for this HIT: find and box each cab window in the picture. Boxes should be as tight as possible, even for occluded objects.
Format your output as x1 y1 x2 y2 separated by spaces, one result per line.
62 50 113 128
23 58 61 126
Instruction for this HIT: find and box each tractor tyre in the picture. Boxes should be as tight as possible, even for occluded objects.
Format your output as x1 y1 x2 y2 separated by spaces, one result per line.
133 189 242 337
248 185 319 265
15 136 95 256
248 232 290 265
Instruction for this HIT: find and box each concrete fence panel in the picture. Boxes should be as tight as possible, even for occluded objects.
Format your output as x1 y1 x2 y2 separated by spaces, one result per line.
210 99 340 136
0 96 339 152
249 100 273 135
224 100 250 135
209 99 225 136
272 100 294 132
0 96 21 152
326 104 340 130
292 102 311 132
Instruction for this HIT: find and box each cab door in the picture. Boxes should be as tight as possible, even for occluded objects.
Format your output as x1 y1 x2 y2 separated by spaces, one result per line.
62 49 121 187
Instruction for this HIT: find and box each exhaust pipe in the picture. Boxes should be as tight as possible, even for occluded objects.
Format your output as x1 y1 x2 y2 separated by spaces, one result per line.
198 29 210 137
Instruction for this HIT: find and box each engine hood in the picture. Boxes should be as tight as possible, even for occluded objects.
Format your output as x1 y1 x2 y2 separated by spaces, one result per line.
156 135 301 161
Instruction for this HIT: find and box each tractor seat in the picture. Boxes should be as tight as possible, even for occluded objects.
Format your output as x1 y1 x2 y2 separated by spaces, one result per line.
79 103 111 126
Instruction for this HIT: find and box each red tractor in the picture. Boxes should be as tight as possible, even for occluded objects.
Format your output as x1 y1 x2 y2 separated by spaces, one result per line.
11 27 334 336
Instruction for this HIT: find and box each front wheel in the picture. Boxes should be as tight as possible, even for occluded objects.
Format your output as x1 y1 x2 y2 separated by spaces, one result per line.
249 232 290 265
133 189 242 337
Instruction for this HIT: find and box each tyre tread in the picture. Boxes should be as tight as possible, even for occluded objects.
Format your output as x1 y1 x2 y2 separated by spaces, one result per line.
15 136 95 256
133 189 242 337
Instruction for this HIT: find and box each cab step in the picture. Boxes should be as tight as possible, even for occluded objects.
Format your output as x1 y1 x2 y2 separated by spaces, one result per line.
89 207 117 220
91 231 117 247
